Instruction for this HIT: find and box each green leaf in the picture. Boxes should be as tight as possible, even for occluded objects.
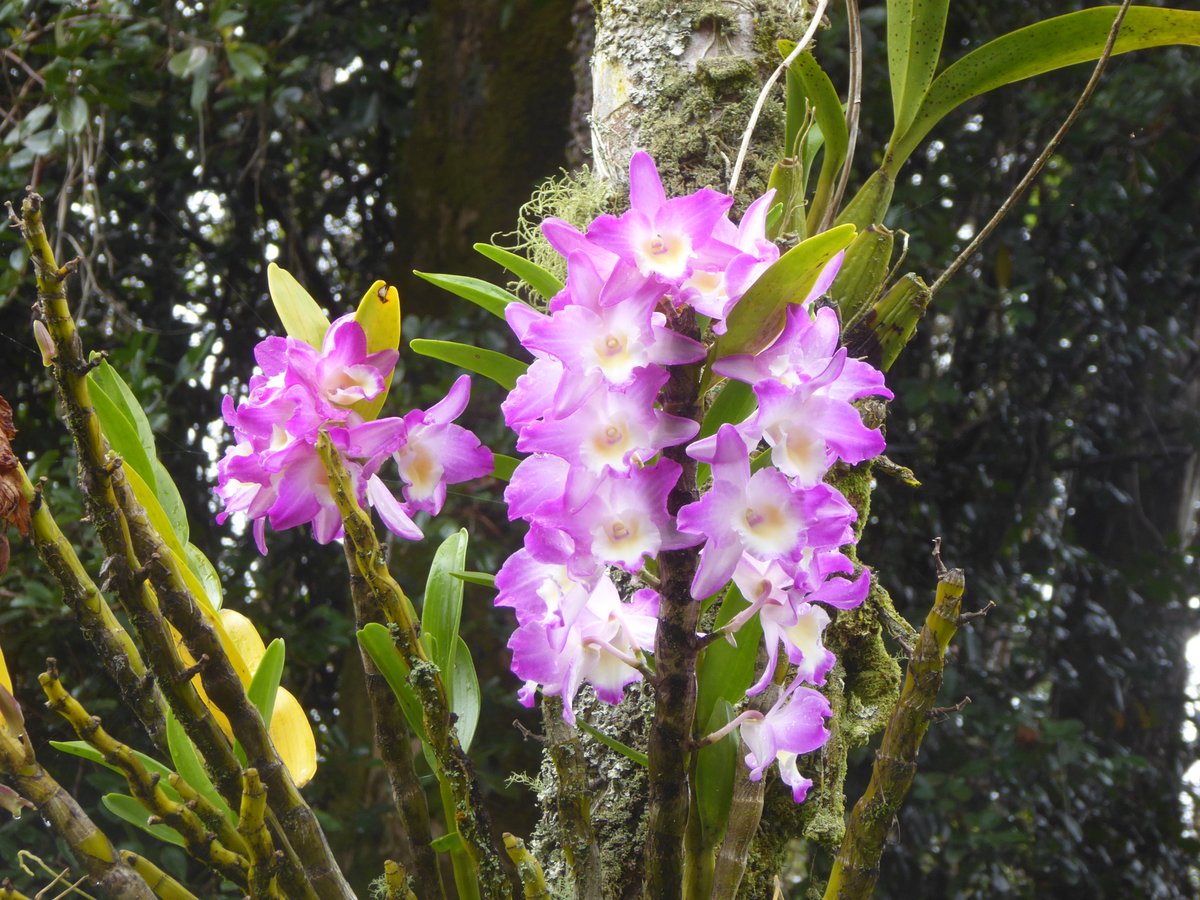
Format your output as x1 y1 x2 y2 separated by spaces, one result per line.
413 271 523 319
576 720 649 768
58 95 88 135
887 0 950 139
431 832 466 853
695 700 738 849
473 243 564 301
409 340 527 390
228 47 265 81
491 454 519 482
451 637 481 752
449 571 496 588
87 369 155 491
150 457 189 546
697 379 758 487
168 46 209 78
267 262 330 348
699 380 756 441
49 740 180 803
357 624 427 743
164 711 233 822
87 359 190 544
422 530 468 684
778 45 848 231
185 543 223 610
715 224 856 361
695 586 764 730
101 794 185 847
888 6 1200 173
247 639 285 730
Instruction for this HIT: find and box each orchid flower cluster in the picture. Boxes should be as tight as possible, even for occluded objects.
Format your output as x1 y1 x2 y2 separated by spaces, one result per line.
216 311 493 552
495 152 892 802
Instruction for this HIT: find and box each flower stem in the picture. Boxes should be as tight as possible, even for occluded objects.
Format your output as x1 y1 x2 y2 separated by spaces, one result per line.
643 306 703 899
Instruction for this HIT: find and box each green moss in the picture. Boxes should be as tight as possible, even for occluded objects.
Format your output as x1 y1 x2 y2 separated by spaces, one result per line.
507 167 612 301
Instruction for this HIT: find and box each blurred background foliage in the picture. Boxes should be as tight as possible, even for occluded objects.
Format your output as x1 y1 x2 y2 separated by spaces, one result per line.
0 0 1196 897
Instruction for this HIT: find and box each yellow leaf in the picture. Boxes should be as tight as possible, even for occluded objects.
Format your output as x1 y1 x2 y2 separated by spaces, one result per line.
124 467 251 685
0 641 11 694
267 262 331 349
270 687 318 787
218 609 267 671
217 610 317 787
352 279 401 421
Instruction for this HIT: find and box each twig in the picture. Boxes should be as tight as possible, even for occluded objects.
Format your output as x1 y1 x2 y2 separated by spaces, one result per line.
728 0 831 196
823 553 967 898
344 542 444 896
39 663 250 888
318 433 516 899
0 695 155 898
16 462 169 752
928 0 1134 296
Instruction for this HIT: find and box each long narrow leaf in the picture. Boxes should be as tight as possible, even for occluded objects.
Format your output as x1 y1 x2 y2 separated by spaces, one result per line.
101 793 186 847
87 368 155 490
449 570 496 588
887 0 950 138
473 243 563 300
414 271 523 319
451 637 481 752
422 530 469 684
888 6 1200 172
409 339 527 389
492 453 519 482
576 720 649 768
695 700 738 848
715 225 856 360
267 262 330 348
50 740 180 803
357 623 427 743
164 711 234 822
779 45 849 230
695 585 764 729
247 638 285 730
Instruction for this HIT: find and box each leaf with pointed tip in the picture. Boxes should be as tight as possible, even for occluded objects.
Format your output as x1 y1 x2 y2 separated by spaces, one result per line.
473 243 563 300
357 623 427 744
695 700 738 849
247 639 285 730
102 794 186 847
888 6 1200 173
716 225 856 361
163 711 234 822
449 571 496 588
409 340 527 390
422 530 468 683
414 271 523 319
451 637 481 752
267 262 330 348
491 454 519 482
576 720 649 768
352 279 401 420
887 0 950 139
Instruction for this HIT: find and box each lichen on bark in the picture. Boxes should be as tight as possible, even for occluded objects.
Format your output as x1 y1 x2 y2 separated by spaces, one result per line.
591 0 805 203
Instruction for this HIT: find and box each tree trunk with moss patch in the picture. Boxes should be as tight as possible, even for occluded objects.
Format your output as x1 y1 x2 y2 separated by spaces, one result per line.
528 3 830 897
